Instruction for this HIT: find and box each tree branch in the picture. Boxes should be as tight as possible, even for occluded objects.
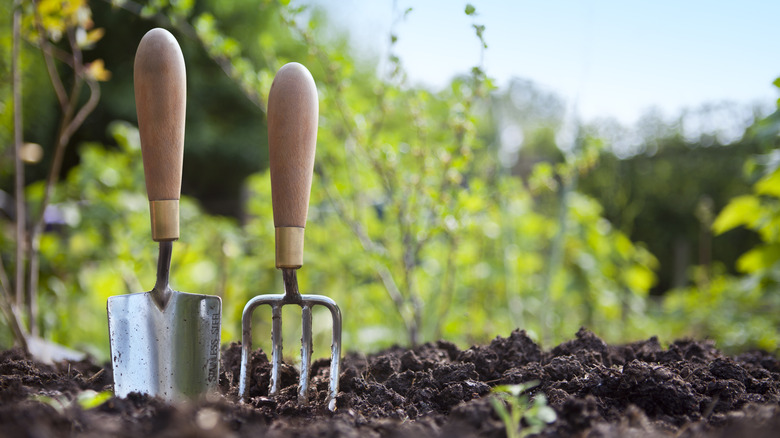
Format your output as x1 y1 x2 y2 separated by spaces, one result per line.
33 2 68 109
12 0 26 315
61 78 100 144
106 0 265 111
26 13 102 336
7 0 29 350
315 165 416 336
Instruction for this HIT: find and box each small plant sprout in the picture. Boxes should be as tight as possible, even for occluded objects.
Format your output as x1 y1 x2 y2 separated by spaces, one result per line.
490 381 557 438
31 390 112 414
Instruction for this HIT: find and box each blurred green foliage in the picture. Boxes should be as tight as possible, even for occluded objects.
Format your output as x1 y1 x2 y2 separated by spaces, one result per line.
657 94 780 352
1 0 778 359
578 122 763 294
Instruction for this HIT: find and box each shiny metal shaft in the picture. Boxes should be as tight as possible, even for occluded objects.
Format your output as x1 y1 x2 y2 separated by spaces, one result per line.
151 241 173 309
299 304 313 403
269 304 283 395
324 299 342 412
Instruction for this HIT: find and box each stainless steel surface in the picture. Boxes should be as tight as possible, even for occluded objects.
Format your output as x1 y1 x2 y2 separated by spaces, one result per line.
107 242 222 401
238 269 342 411
270 303 283 395
151 240 173 307
300 303 313 403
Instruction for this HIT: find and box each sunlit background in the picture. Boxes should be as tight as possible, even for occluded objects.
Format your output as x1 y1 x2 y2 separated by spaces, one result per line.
313 0 779 125
1 0 779 362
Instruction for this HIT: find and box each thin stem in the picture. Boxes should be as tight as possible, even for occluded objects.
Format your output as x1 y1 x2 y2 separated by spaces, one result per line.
0 256 28 353
216 239 229 298
315 167 414 336
540 135 581 346
61 79 100 146
33 1 68 109
375 264 409 330
433 235 458 339
12 0 26 316
1 13 28 344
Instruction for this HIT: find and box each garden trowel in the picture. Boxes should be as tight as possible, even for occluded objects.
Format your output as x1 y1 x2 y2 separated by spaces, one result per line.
107 28 221 401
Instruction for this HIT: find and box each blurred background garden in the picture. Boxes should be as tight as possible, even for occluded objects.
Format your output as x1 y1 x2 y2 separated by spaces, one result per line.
1 0 779 361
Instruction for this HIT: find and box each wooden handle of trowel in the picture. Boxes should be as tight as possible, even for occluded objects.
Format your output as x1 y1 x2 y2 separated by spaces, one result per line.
267 62 318 269
134 28 186 242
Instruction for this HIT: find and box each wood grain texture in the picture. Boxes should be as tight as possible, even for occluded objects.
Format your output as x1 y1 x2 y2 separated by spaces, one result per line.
267 62 319 228
134 28 185 202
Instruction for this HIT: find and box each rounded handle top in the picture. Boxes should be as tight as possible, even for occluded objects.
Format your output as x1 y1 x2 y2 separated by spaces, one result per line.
267 62 319 229
134 28 186 203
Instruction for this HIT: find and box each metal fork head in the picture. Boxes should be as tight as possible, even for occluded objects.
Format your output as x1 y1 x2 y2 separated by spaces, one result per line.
238 271 342 411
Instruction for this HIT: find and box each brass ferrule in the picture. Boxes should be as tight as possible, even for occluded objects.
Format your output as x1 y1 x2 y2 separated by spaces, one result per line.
275 227 304 269
149 200 179 241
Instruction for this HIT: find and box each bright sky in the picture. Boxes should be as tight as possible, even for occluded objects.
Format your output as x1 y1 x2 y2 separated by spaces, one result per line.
305 0 780 126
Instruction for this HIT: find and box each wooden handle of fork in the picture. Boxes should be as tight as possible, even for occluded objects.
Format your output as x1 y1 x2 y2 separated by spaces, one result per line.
134 28 186 241
267 62 319 268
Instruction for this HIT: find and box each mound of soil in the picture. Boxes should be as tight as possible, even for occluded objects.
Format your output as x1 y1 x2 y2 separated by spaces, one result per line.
1 328 779 437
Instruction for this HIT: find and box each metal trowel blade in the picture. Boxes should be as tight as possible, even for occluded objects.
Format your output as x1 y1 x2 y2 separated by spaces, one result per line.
107 290 221 401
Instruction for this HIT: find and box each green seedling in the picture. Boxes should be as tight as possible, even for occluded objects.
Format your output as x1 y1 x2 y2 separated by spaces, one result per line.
76 389 113 409
490 381 557 438
31 390 113 414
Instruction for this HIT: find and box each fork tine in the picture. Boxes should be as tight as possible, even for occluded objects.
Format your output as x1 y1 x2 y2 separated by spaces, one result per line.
238 308 253 399
322 299 342 412
269 303 283 396
299 304 313 403
239 295 275 400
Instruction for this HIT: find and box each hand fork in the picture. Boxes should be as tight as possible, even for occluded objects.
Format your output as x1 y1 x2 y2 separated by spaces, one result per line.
238 63 342 411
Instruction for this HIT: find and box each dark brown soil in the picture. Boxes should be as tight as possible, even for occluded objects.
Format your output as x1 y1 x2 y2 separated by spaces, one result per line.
2 328 780 437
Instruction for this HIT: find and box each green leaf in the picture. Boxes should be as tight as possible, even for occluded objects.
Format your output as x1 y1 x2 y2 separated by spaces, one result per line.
622 265 655 293
30 395 66 414
465 4 476 15
736 245 780 273
756 170 780 197
492 381 539 397
535 404 557 424
773 76 780 89
712 195 761 235
77 390 113 410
